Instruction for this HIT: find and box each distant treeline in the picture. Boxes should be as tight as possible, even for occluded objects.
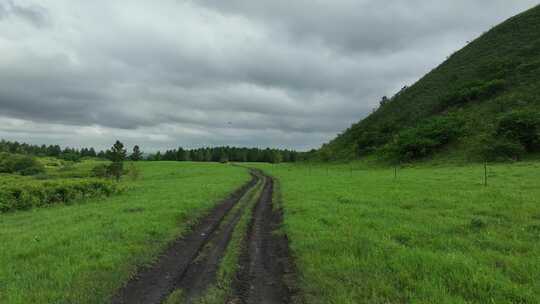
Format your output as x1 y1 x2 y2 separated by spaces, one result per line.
0 140 304 163
0 140 101 161
146 147 302 163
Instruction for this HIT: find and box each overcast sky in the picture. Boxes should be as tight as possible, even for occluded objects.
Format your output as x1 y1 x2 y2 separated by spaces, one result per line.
0 0 538 152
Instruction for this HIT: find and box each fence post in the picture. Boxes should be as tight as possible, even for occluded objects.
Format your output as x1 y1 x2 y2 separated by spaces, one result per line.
484 161 488 187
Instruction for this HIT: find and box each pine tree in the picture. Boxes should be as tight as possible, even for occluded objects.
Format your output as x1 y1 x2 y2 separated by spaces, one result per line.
108 140 126 181
130 145 143 161
110 141 127 162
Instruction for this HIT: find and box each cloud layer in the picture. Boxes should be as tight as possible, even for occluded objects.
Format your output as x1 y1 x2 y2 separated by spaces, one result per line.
0 0 538 151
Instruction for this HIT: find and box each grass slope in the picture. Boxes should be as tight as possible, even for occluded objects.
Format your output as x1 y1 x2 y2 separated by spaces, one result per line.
0 162 249 304
323 5 540 160
253 162 540 303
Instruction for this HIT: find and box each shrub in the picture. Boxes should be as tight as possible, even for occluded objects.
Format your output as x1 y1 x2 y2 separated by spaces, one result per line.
108 162 124 181
59 153 81 162
440 79 506 109
357 130 393 156
92 164 110 178
0 153 45 176
480 136 525 161
496 110 540 152
0 178 123 212
126 163 141 180
381 116 463 162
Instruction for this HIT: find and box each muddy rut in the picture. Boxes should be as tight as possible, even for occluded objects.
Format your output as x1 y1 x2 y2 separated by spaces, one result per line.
111 170 295 304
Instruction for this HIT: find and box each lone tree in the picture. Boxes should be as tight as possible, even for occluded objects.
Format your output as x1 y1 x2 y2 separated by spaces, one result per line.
130 145 143 161
108 140 127 181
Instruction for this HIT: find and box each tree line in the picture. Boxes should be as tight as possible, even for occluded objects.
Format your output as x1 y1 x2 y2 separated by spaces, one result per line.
0 140 98 161
146 146 301 163
0 139 302 163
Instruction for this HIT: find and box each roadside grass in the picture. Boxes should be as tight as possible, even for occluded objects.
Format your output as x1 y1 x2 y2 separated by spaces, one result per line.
251 161 540 303
0 162 249 304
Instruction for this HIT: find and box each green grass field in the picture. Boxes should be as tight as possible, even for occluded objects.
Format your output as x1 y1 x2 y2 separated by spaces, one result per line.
252 162 540 303
0 162 249 304
3 159 539 303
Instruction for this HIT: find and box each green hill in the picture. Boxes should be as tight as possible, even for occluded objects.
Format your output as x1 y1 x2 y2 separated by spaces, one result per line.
321 5 540 162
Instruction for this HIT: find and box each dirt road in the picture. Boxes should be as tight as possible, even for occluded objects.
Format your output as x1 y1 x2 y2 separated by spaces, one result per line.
111 170 296 304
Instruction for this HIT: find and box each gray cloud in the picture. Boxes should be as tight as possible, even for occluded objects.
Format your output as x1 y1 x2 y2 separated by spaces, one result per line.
0 0 538 151
0 1 49 27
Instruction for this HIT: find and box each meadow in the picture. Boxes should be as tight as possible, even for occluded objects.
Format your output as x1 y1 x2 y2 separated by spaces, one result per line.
252 161 540 304
0 161 249 304
2 158 539 304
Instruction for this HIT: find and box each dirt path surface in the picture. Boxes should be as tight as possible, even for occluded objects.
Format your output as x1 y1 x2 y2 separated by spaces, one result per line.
173 174 261 303
111 175 257 304
111 169 296 304
229 175 292 304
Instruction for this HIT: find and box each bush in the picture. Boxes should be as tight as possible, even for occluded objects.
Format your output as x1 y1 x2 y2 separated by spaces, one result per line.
357 130 394 156
59 153 81 162
381 116 463 162
91 164 111 178
440 79 506 109
126 163 141 180
108 162 124 181
0 178 123 212
496 110 540 152
0 153 45 176
480 136 525 161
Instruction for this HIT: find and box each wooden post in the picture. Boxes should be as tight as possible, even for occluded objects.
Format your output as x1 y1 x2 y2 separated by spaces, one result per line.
484 161 488 187
394 166 397 180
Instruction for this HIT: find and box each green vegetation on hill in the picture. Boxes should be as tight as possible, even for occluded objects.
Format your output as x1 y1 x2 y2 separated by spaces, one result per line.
321 5 540 162
253 162 540 303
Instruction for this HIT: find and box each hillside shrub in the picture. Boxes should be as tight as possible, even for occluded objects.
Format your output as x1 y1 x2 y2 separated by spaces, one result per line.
357 130 394 156
440 79 506 109
0 153 45 176
0 178 123 212
496 110 540 152
480 136 525 161
381 116 463 162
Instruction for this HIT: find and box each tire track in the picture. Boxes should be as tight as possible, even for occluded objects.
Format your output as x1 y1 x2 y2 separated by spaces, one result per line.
172 173 263 303
111 169 296 304
111 174 258 304
229 174 292 304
